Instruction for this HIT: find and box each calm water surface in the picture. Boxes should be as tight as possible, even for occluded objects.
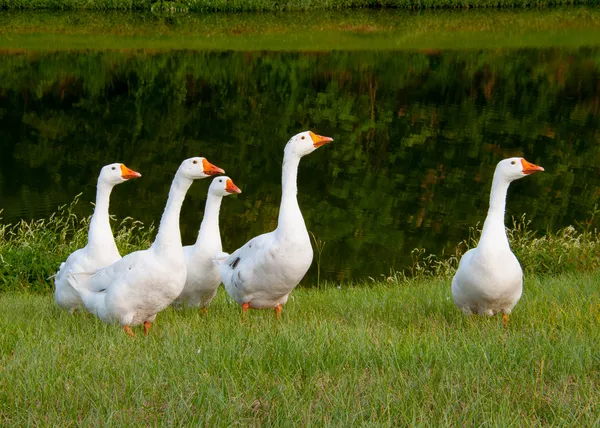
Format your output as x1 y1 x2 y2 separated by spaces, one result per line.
1 43 600 282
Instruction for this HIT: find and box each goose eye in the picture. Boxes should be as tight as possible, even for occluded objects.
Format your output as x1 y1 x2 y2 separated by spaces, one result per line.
193 160 198 164
301 136 305 140
112 167 116 170
219 179 222 183
511 161 516 165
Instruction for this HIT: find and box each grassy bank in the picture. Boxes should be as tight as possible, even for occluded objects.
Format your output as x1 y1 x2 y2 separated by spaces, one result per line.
2 202 600 423
0 197 155 293
1 271 599 424
2 197 600 292
2 8 600 50
1 0 599 11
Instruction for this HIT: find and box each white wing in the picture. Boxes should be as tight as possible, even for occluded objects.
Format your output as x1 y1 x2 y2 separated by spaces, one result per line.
219 231 277 301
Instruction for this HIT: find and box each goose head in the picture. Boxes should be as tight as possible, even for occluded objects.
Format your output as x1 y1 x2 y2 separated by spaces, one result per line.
178 157 225 180
496 157 544 182
285 131 333 157
209 176 242 196
100 163 141 185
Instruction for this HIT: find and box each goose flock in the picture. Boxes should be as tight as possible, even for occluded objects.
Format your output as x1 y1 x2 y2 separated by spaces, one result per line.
53 131 544 336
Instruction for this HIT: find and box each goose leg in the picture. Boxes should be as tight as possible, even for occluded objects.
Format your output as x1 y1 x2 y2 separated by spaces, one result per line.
241 302 250 320
123 325 135 337
502 313 509 328
201 307 208 315
274 305 282 319
143 321 151 336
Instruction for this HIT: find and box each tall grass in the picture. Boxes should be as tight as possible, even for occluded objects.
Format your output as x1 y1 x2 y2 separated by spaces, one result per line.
373 213 600 286
0 196 154 292
2 196 600 292
0 0 598 11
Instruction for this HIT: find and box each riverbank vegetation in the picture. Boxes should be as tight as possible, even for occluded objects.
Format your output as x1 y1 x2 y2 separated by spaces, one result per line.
2 206 599 425
2 198 600 292
1 0 599 11
2 9 600 50
1 201 599 425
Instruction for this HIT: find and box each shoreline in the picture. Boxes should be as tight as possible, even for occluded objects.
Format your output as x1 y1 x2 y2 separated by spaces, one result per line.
1 8 600 50
1 0 598 11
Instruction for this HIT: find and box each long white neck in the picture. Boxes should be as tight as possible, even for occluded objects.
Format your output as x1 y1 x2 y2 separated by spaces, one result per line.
151 173 192 253
192 192 223 253
276 149 307 238
479 170 511 252
87 180 118 256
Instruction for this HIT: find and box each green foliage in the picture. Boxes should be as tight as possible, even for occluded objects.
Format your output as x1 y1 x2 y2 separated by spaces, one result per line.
0 0 598 10
0 197 154 292
1 271 599 424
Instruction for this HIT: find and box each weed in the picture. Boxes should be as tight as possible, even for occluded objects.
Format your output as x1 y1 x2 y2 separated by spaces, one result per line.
0 197 153 292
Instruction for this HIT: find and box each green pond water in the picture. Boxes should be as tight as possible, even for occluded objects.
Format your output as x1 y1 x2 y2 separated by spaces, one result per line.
1 10 600 283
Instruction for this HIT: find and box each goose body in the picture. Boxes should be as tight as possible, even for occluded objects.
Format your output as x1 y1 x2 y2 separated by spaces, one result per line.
218 131 333 314
174 177 241 308
220 230 314 309
54 163 141 311
451 157 544 319
76 158 224 335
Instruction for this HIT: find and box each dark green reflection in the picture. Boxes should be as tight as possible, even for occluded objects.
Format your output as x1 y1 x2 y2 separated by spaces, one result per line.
1 49 599 282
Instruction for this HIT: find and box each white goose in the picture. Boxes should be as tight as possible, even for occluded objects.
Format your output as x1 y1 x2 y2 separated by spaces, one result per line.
451 157 544 326
218 131 333 317
54 163 141 311
76 157 224 336
173 176 242 309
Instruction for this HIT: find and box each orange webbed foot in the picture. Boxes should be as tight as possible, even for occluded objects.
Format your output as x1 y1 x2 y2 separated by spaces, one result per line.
502 313 509 329
123 325 135 337
143 321 151 336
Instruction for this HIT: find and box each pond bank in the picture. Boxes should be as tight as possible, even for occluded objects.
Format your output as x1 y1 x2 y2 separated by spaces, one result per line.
1 8 600 50
2 197 600 291
1 0 598 11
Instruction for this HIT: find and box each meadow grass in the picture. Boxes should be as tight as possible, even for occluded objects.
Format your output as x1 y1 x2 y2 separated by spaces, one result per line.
2 8 600 51
1 272 599 425
0 197 154 293
0 0 598 11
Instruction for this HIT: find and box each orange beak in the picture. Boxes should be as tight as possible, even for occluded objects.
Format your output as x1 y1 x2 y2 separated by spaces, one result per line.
521 158 545 175
309 131 334 148
120 164 141 179
225 179 242 194
202 159 225 176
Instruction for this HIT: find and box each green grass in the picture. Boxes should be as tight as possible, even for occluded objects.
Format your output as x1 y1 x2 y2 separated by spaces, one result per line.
2 201 600 423
1 271 599 424
2 8 600 50
0 0 598 11
3 197 600 292
0 197 155 293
